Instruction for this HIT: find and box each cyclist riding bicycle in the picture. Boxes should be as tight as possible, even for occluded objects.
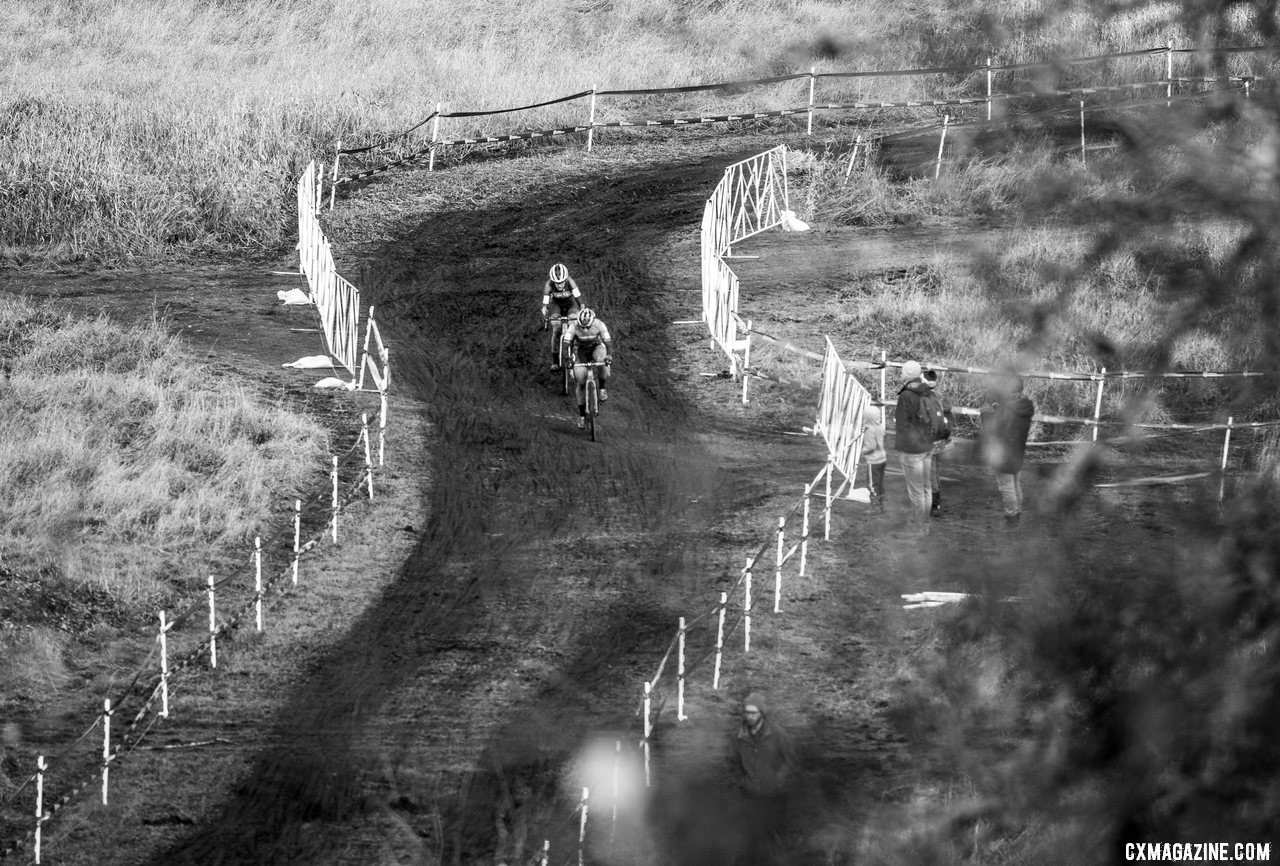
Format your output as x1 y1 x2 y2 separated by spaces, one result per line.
542 263 584 370
562 307 613 429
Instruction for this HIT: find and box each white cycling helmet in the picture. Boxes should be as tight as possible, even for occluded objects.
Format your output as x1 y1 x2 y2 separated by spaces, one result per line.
549 263 569 283
577 308 595 328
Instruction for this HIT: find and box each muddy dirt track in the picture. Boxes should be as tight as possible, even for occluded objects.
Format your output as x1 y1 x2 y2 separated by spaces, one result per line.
5 129 1213 865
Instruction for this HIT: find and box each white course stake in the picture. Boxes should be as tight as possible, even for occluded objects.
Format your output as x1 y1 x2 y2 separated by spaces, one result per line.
541 839 550 866
824 460 833 541
677 617 687 721
713 591 727 689
34 755 46 864
1091 369 1107 442
362 413 374 499
428 103 442 171
879 350 888 404
1080 100 1086 164
744 559 753 653
986 56 993 121
292 499 301 586
741 319 752 405
611 740 620 845
587 84 598 152
101 698 112 805
807 66 817 135
578 787 589 866
800 483 811 576
331 455 339 543
935 114 949 179
1220 415 1234 502
774 517 785 613
379 391 388 467
643 681 652 787
158 611 170 718
254 536 263 632
207 575 217 669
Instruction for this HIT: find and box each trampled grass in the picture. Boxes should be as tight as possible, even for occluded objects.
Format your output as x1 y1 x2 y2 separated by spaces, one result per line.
2 0 1270 264
0 296 330 604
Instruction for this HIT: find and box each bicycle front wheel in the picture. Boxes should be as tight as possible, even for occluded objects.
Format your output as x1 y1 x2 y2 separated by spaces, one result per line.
586 377 598 442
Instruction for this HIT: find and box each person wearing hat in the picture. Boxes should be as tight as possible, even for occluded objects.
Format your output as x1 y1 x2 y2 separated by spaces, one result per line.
861 403 888 512
894 360 936 533
730 691 796 798
979 372 1035 525
921 369 954 515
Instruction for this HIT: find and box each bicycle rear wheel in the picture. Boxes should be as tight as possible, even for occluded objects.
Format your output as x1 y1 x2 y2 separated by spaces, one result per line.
562 346 572 396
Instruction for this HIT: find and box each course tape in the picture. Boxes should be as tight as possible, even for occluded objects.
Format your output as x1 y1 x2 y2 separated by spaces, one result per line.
598 73 810 96
873 357 1278 382
442 89 594 117
437 125 592 146
594 107 807 129
338 112 438 155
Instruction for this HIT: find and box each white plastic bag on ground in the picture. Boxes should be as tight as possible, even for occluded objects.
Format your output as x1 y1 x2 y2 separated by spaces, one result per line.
276 288 313 305
780 209 810 232
847 487 872 503
282 355 335 369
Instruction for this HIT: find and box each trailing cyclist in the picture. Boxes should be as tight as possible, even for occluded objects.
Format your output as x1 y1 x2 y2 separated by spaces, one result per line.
542 263 584 370
562 307 612 429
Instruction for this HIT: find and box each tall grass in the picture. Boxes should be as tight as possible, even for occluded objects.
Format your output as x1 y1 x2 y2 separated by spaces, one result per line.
3 0 1269 264
0 296 330 603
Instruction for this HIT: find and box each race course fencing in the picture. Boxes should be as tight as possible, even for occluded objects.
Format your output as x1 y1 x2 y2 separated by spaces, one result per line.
324 42 1272 198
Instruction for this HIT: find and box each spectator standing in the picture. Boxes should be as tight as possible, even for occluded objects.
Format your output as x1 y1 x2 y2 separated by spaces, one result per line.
729 691 798 864
862 404 888 512
921 369 954 515
979 373 1035 525
894 361 935 533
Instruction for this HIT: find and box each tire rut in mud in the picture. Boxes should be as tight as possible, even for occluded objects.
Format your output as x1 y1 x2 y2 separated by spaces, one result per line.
150 148 765 864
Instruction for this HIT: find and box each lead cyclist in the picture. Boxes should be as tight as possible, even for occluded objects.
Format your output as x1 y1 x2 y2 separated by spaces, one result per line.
542 263 583 370
562 307 612 429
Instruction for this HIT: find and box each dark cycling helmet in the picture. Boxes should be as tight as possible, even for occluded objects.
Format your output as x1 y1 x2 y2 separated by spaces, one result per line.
549 263 569 283
577 308 595 328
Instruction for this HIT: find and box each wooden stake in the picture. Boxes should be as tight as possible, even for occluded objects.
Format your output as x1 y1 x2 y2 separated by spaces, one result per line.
801 483 811 575
331 455 339 543
986 56 993 121
254 536 263 632
362 413 374 499
428 103 442 171
774 516 785 613
844 134 863 180
642 681 652 787
744 560 753 653
677 617 687 720
35 755 45 864
1166 39 1175 107
292 499 301 586
1080 99 1086 164
1091 369 1106 442
807 66 817 135
101 698 111 805
824 460 833 541
742 319 752 405
578 787 589 866
1220 416 1234 502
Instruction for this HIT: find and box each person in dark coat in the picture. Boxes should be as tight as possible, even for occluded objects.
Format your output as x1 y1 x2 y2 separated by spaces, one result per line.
979 372 1035 525
729 691 798 864
921 369 954 515
894 360 935 533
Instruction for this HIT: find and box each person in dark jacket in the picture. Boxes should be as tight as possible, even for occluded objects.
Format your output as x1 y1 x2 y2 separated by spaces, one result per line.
894 360 935 532
729 691 798 864
921 369 954 515
979 372 1035 525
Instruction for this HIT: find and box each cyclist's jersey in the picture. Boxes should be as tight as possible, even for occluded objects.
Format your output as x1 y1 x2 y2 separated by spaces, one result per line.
563 319 611 348
542 278 582 316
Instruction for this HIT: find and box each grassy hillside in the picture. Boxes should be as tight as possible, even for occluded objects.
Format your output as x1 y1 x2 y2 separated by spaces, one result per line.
1 0 1267 264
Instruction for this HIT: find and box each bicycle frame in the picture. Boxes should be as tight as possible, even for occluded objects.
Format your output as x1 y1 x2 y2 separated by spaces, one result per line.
573 360 608 441
547 316 574 395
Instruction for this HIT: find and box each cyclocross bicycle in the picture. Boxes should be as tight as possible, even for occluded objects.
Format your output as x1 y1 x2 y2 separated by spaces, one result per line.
574 360 608 442
544 315 575 395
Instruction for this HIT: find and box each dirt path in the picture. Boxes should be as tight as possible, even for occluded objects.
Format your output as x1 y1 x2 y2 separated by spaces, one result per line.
3 131 1129 865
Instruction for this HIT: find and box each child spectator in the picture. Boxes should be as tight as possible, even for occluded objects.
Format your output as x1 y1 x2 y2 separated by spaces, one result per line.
862 404 888 512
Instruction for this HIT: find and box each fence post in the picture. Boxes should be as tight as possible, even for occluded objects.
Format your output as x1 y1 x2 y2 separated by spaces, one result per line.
292 499 301 586
677 617 687 721
800 483 811 576
587 84 598 152
331 455 339 543
742 319 752 405
428 103 442 171
362 413 374 499
1080 99 1086 164
158 611 170 718
713 591 727 689
541 839 550 866
329 141 341 211
744 559 753 653
774 516 785 613
986 56 993 121
1091 368 1106 441
1219 415 1234 502
101 698 111 805
934 114 950 179
879 350 887 404
254 536 263 632
807 66 817 135
34 755 45 864
578 787 589 866
207 575 218 669
642 681 652 787
1166 39 1175 107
